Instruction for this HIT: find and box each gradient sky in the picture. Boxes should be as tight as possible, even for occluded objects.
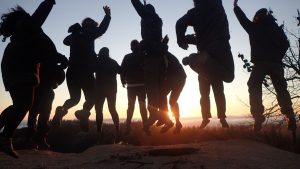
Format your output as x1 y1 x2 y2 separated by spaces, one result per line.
0 0 299 121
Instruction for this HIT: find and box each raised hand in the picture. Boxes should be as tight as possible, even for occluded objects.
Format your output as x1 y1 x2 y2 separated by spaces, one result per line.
143 0 147 5
234 0 238 7
103 6 111 16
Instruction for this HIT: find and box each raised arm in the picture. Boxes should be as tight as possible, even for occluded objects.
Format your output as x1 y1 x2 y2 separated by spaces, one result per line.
176 11 194 50
131 0 147 17
31 0 56 27
233 1 253 33
93 6 111 38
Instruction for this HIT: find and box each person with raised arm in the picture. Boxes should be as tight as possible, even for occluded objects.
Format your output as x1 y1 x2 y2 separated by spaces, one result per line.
233 0 296 132
131 0 174 135
0 0 57 158
52 5 111 132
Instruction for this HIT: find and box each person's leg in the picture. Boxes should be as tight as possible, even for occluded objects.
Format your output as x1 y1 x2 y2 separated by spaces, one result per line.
269 65 296 131
107 92 120 143
137 86 148 126
94 94 105 143
52 71 81 127
0 85 35 158
247 63 267 132
158 84 170 127
81 73 96 112
198 75 211 129
75 74 95 131
169 78 185 133
27 87 40 138
35 86 54 150
61 71 82 110
125 87 136 134
143 64 160 133
211 80 228 128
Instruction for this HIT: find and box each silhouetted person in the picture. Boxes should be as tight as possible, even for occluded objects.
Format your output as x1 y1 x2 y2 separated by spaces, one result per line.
95 47 120 143
0 0 57 158
161 53 186 133
27 53 68 150
234 0 296 132
177 0 234 84
120 40 148 135
131 0 174 135
52 6 111 132
176 0 233 129
156 36 186 134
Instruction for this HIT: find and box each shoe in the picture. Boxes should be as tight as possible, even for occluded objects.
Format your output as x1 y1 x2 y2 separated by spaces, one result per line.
75 110 90 132
287 116 297 131
52 106 67 128
220 118 229 128
156 120 165 127
160 121 174 133
0 135 18 158
254 116 265 132
146 115 158 127
33 136 50 150
173 122 183 134
200 119 210 129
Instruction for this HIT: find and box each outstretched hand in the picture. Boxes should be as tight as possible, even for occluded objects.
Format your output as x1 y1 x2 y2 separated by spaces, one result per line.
143 0 147 5
103 6 111 16
234 0 238 7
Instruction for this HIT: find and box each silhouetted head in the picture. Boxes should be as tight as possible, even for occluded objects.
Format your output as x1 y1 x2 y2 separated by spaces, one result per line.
0 6 30 41
130 39 140 52
98 47 109 58
68 23 82 33
253 8 268 23
81 17 97 31
145 4 155 13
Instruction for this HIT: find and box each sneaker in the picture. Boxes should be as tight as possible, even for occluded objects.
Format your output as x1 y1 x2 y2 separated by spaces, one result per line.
200 119 210 129
254 116 265 132
146 115 158 127
220 118 229 128
52 106 67 128
156 120 165 127
0 135 18 158
160 121 174 133
75 110 90 132
173 122 183 134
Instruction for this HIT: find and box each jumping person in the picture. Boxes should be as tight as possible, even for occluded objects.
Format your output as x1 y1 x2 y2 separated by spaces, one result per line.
176 0 234 129
233 0 296 132
131 0 174 135
0 0 57 158
52 6 111 132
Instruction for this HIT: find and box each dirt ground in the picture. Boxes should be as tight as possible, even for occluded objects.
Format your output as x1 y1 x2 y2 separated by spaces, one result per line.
0 139 300 169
